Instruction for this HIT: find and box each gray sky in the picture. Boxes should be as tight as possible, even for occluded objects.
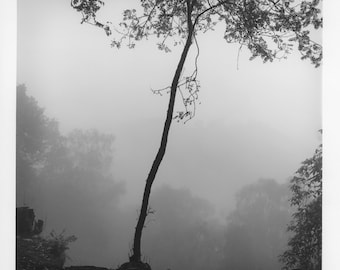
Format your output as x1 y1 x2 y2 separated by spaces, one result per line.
17 0 321 218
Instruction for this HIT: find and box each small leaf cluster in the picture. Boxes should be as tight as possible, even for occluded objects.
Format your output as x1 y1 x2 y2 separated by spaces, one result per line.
290 145 322 206
153 68 201 123
47 230 78 258
71 0 112 35
222 0 322 66
111 0 197 51
71 0 104 23
289 30 322 67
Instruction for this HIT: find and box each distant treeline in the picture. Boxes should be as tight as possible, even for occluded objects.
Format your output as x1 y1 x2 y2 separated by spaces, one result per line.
16 85 321 270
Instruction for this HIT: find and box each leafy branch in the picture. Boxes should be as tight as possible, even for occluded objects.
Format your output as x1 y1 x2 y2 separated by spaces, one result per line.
72 0 322 122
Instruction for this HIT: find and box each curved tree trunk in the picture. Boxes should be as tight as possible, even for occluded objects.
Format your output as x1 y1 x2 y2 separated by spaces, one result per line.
129 13 194 264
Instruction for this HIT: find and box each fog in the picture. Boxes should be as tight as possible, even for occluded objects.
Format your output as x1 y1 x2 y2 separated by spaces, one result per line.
16 0 321 269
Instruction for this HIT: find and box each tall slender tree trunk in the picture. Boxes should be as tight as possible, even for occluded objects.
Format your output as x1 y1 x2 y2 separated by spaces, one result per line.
130 15 194 264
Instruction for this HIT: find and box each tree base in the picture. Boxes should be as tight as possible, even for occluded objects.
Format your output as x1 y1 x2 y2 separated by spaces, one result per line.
116 261 151 270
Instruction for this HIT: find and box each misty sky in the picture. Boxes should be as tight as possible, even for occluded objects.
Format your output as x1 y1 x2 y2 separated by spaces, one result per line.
17 0 321 218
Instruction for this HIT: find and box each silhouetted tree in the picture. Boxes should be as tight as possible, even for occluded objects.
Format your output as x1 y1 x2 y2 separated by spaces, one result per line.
45 129 115 175
222 179 291 270
41 128 124 220
71 0 322 266
16 86 126 266
280 143 322 270
40 128 126 265
16 84 60 207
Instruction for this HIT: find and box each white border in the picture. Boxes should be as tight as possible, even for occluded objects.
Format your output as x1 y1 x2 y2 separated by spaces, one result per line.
0 0 16 268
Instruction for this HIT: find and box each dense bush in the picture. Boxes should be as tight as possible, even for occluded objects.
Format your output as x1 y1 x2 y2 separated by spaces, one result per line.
16 231 77 270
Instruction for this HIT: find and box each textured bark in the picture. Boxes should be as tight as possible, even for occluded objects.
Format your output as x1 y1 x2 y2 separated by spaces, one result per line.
130 6 194 263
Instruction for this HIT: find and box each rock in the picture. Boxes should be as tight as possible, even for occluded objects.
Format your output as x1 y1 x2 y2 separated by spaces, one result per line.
16 207 44 237
65 267 109 270
116 261 151 270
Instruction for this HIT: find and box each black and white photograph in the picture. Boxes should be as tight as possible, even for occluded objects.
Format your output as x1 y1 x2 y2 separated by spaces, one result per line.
3 0 336 269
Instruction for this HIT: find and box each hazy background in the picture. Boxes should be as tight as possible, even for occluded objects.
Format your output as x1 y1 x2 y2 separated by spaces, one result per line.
16 0 322 269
